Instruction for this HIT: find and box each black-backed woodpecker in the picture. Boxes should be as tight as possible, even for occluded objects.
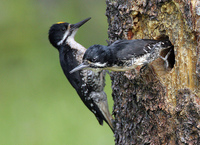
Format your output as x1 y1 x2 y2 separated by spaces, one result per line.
48 18 114 131
70 39 173 73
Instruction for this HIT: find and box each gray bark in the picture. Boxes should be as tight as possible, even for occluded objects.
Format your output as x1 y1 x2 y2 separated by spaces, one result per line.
106 0 200 144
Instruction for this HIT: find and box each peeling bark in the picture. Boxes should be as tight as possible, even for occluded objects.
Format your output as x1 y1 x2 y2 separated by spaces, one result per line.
106 0 200 144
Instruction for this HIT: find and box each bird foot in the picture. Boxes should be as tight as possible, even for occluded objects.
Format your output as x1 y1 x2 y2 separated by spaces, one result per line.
159 49 172 69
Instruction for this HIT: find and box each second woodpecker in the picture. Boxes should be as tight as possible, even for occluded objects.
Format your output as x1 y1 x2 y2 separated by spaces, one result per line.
70 39 173 73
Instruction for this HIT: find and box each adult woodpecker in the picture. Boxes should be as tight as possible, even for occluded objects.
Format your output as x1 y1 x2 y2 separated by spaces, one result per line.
48 18 114 131
70 39 173 73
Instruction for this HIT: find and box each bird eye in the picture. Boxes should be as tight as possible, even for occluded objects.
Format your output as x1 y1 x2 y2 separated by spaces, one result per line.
61 27 66 31
92 57 98 62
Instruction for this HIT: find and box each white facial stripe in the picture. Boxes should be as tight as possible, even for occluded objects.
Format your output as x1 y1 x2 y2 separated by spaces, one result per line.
57 24 70 46
89 62 107 67
95 62 107 67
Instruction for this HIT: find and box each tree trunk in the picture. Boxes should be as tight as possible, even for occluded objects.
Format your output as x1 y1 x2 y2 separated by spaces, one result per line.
106 0 200 144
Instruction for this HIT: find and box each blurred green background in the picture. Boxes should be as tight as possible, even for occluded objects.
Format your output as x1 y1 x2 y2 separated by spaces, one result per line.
0 0 114 144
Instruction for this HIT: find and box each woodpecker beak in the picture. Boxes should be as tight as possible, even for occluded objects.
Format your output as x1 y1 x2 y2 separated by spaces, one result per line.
70 63 89 74
71 17 91 29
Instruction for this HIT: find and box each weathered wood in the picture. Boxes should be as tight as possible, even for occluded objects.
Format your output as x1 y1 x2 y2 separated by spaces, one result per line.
106 0 200 144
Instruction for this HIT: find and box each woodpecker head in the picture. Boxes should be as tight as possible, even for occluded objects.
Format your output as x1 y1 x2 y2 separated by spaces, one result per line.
70 44 109 73
48 17 91 49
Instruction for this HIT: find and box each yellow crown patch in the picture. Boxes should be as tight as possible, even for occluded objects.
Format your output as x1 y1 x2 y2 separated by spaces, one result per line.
56 22 65 24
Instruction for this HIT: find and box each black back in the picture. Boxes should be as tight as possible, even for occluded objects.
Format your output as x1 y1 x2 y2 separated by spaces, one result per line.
109 39 160 60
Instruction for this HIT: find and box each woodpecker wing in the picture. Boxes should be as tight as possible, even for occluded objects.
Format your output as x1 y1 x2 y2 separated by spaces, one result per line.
59 45 83 91
109 39 160 61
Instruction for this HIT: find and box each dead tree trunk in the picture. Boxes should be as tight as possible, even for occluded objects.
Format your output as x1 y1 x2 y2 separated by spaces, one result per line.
106 0 200 144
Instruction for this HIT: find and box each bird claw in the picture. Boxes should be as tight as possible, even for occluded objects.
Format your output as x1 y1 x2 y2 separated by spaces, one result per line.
159 49 172 69
140 64 149 73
